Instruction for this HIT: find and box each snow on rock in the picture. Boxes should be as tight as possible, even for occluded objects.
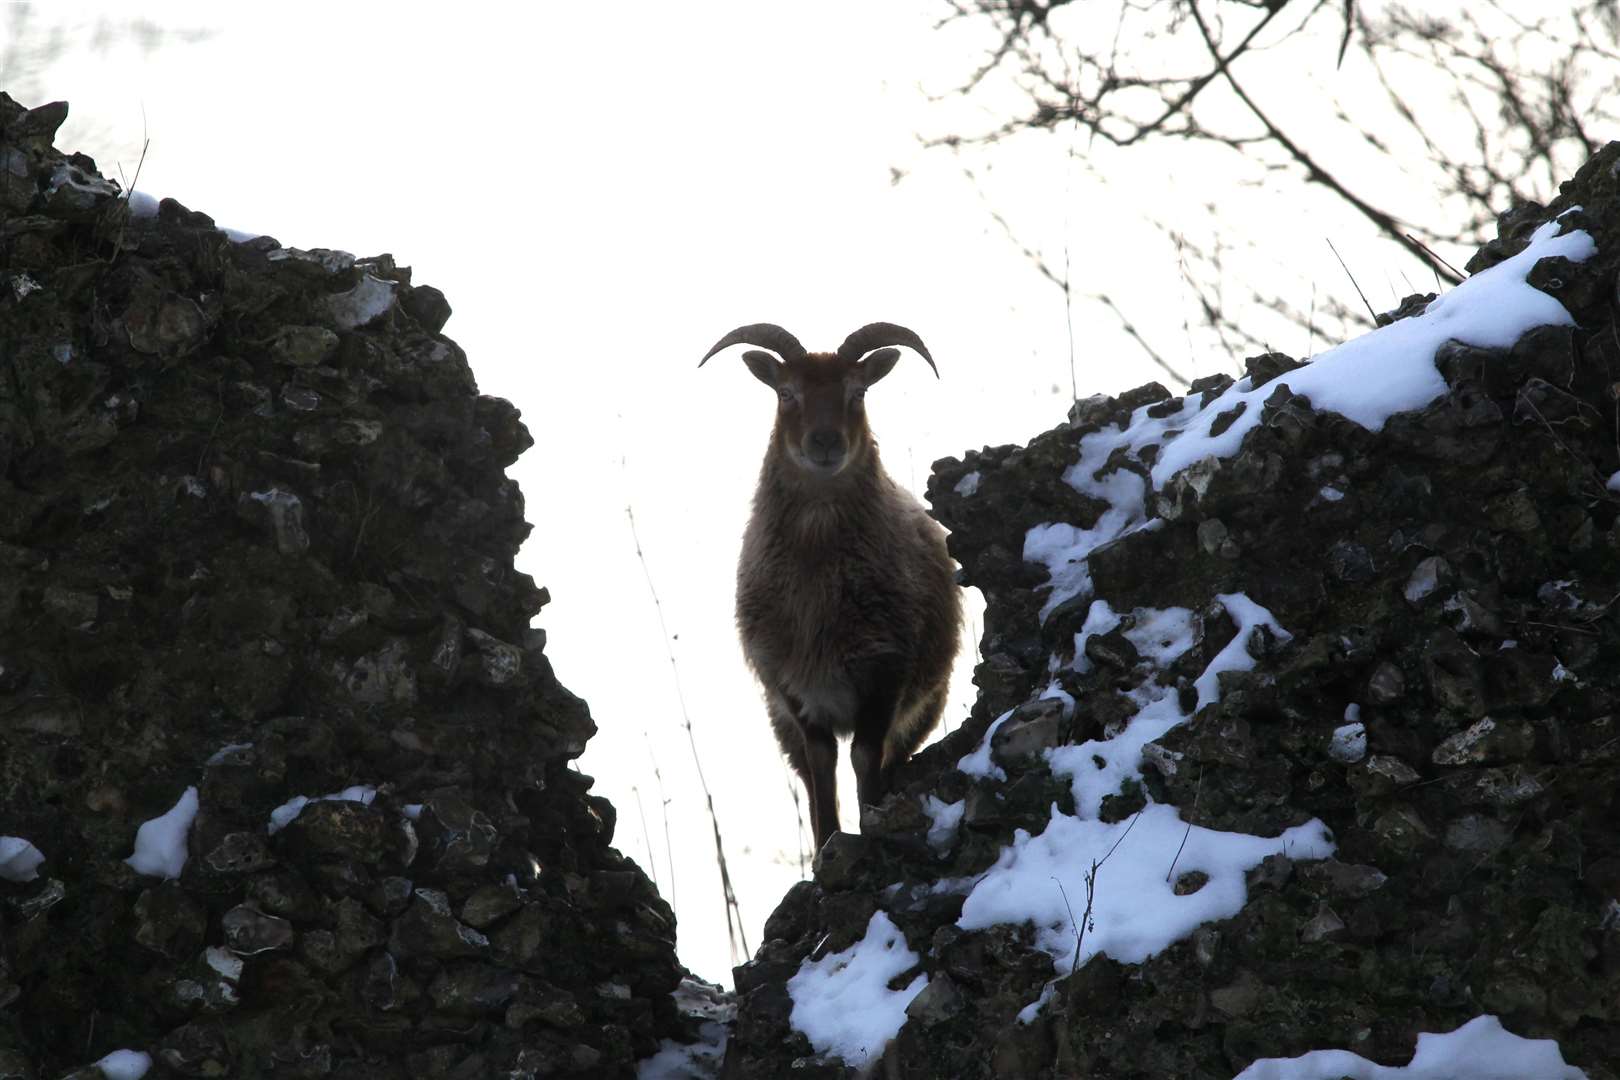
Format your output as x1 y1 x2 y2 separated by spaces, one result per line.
731 146 1619 1080
922 795 965 853
1193 593 1291 709
124 786 199 879
94 1049 153 1079
1034 593 1292 818
204 741 254 766
326 273 399 330
1146 213 1593 484
1014 214 1595 619
788 910 928 1070
1233 1014 1588 1080
1329 712 1367 764
0 836 46 882
637 975 735 1079
957 709 1013 781
958 592 1333 975
268 785 377 834
959 803 1331 973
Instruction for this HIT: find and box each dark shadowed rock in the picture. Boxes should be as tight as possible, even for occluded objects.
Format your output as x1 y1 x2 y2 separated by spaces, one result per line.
0 93 681 1079
724 141 1620 1079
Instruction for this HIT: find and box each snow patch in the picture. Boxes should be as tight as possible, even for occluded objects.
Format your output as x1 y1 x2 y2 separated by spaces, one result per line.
95 1049 153 1080
923 796 965 853
958 803 1332 974
125 786 199 879
787 910 927 1070
1233 1014 1587 1080
0 836 46 882
637 976 734 1079
1330 717 1367 764
268 785 377 834
205 742 254 766
959 709 1013 781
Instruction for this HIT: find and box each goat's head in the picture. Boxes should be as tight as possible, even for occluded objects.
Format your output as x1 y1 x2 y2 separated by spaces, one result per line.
699 322 936 478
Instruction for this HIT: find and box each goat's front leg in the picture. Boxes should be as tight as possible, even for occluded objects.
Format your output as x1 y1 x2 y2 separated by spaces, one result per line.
799 722 839 851
772 697 840 853
850 663 904 818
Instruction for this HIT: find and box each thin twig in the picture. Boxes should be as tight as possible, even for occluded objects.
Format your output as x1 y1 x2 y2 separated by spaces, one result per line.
626 503 749 963
1063 115 1079 405
1326 238 1377 323
646 735 677 908
1166 765 1205 883
632 784 658 892
1051 875 1083 972
1404 232 1465 281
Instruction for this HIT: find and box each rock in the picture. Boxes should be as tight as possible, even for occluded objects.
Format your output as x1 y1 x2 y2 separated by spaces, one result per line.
461 880 525 929
271 324 340 367
403 284 453 332
1431 716 1536 765
0 93 683 1080
727 145 1620 1077
221 903 296 954
812 832 871 891
389 888 490 961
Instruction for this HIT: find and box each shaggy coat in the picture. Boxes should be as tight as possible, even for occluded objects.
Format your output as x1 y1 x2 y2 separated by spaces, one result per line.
728 346 961 851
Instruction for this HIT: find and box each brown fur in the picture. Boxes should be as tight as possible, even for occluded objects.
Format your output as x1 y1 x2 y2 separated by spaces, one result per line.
725 346 962 853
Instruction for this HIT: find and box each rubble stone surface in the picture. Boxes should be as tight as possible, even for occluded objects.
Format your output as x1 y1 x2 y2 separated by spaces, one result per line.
0 95 685 1079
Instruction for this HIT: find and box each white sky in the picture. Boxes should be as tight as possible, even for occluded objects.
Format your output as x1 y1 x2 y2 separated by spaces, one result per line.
15 1 1485 984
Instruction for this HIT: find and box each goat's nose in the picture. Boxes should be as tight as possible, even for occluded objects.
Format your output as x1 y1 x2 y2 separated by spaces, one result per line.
808 430 843 457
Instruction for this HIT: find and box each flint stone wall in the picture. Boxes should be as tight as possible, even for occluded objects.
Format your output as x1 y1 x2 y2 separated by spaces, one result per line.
0 94 684 1079
723 146 1620 1078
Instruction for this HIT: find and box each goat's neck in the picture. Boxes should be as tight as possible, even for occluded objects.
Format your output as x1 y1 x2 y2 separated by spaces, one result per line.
761 446 887 548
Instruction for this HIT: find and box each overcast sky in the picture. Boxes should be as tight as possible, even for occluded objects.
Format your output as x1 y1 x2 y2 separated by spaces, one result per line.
16 1 1468 983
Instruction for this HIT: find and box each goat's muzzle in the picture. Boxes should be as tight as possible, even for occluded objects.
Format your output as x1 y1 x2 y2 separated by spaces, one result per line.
802 429 848 473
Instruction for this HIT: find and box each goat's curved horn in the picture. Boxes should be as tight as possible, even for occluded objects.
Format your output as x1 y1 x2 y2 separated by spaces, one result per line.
837 323 938 377
699 323 808 366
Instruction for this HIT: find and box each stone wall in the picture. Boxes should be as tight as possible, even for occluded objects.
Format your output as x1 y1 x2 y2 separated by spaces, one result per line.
0 94 684 1079
723 146 1620 1077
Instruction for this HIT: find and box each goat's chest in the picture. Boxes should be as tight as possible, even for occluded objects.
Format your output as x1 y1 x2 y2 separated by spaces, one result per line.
737 528 906 670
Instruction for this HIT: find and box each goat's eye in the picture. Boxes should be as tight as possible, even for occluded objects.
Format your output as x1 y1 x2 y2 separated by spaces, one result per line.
850 388 866 403
777 387 797 405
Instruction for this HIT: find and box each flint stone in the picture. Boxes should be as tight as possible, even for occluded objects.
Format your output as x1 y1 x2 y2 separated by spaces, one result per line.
157 1022 231 1078
133 883 208 962
1432 716 1536 765
278 798 387 865
812 832 870 891
1445 814 1512 855
334 896 386 958
271 325 339 368
1403 556 1452 605
990 698 1066 769
124 292 208 356
429 963 521 1015
461 880 525 929
390 888 488 960
222 903 295 955
326 274 398 330
1366 660 1407 704
415 792 499 874
1300 906 1346 943
203 832 276 876
403 284 452 332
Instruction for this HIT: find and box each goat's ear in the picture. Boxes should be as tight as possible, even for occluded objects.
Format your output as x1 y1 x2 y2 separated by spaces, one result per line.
742 350 783 388
856 347 901 387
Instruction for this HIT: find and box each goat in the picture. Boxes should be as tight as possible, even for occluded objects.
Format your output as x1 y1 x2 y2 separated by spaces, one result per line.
699 322 962 853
